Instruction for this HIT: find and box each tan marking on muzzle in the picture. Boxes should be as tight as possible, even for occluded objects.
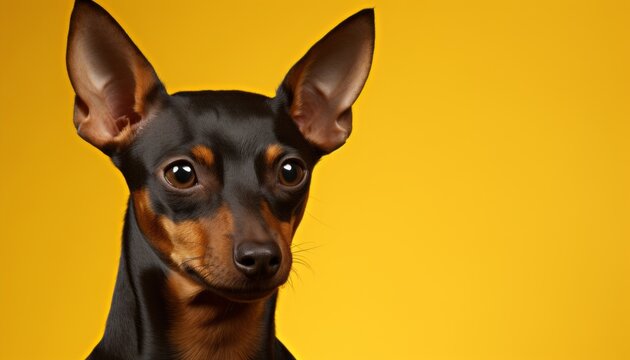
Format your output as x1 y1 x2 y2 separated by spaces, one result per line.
131 188 234 273
259 201 298 246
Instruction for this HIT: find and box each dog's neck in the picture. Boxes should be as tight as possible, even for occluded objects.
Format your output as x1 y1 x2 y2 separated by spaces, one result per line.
166 271 272 360
89 199 280 360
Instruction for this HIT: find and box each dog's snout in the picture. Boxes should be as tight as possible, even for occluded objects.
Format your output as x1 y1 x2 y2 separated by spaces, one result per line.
234 241 282 279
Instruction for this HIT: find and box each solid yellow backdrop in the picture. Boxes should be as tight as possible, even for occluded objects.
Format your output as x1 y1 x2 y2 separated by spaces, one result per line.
1 0 629 359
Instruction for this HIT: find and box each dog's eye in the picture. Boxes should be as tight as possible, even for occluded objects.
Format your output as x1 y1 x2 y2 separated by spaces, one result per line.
278 158 307 188
164 161 197 189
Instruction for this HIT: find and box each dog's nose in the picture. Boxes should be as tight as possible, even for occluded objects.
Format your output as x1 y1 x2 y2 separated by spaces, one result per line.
234 241 282 279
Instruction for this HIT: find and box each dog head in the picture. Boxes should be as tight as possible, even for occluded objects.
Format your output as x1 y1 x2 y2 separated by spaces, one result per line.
66 0 374 301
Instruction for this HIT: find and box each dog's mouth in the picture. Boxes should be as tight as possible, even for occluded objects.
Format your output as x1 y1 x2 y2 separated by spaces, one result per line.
181 265 285 302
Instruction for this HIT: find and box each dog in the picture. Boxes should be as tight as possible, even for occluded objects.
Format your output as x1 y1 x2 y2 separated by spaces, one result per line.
66 0 374 358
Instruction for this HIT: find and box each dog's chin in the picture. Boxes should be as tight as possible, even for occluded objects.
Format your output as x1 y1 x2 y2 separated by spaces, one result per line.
212 286 278 303
182 267 286 303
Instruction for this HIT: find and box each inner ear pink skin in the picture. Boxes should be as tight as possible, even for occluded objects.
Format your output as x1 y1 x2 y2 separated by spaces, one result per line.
282 9 375 153
66 0 166 153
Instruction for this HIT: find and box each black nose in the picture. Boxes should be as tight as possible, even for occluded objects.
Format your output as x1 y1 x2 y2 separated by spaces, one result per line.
234 241 282 279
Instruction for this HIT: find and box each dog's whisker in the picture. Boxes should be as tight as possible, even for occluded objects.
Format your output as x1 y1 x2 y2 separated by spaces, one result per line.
289 267 304 285
291 241 320 249
284 273 296 291
291 247 319 254
292 260 314 273
305 211 333 228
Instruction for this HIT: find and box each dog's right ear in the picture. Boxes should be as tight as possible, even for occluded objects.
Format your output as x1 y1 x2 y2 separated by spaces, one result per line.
66 0 167 154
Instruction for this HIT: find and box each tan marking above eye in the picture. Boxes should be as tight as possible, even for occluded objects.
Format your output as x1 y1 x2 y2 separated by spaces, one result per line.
191 145 215 168
264 144 283 167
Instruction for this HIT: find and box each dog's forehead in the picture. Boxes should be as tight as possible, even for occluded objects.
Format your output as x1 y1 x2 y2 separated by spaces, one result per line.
133 90 306 166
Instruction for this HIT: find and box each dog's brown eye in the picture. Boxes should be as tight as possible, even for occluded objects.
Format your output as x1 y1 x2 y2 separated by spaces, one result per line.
278 159 306 187
164 161 197 189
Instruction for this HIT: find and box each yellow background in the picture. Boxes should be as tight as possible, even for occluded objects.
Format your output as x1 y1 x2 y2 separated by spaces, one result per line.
1 0 629 359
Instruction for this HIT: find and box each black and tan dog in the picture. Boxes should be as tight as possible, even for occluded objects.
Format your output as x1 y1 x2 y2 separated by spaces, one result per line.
66 1 374 359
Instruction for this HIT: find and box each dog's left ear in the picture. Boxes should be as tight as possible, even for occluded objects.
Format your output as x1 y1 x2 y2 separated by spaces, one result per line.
279 9 375 154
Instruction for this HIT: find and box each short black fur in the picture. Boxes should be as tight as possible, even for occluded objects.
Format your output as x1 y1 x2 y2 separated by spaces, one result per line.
67 1 374 359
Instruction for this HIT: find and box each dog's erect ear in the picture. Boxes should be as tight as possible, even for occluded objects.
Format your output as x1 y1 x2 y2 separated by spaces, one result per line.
279 9 375 154
66 0 166 154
